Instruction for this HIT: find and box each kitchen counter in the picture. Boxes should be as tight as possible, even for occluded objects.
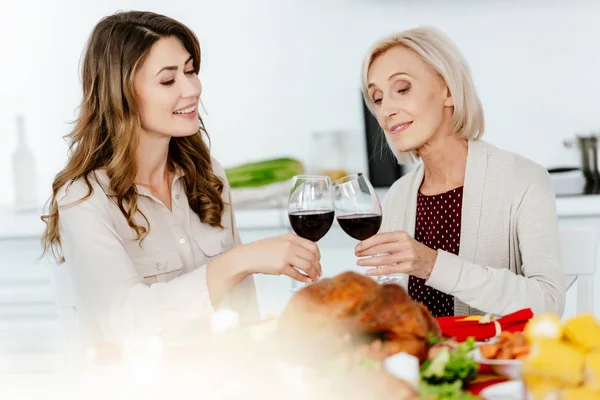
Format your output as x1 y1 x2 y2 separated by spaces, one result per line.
1 192 599 239
0 205 290 240
554 195 600 218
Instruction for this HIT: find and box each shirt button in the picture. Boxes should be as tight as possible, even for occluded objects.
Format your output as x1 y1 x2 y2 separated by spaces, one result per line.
179 237 186 244
156 263 162 270
175 194 180 199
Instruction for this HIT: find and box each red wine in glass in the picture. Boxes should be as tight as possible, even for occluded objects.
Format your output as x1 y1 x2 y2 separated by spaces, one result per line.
336 213 382 241
289 210 335 242
333 173 400 285
287 175 334 291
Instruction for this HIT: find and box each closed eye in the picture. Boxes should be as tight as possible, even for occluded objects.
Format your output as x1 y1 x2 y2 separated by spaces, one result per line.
161 70 196 86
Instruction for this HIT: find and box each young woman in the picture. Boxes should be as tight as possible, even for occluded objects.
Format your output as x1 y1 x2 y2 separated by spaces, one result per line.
41 11 321 344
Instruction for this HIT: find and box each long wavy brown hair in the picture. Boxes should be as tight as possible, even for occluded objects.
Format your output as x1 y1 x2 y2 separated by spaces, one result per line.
41 11 224 263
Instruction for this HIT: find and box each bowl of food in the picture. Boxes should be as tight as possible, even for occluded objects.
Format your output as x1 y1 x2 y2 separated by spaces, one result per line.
474 331 528 380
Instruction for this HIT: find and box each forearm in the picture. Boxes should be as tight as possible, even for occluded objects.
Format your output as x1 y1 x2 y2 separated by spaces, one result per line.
426 250 565 316
206 247 251 305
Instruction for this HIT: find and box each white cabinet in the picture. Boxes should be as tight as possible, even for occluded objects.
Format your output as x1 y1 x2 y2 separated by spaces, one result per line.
557 216 600 320
554 195 600 319
0 238 64 373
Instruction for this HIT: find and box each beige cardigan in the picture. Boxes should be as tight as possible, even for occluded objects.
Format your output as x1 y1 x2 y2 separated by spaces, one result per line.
380 140 566 317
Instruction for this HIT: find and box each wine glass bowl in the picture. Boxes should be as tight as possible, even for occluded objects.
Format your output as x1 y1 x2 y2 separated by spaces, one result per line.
336 213 382 241
287 175 335 243
332 173 382 241
288 210 335 242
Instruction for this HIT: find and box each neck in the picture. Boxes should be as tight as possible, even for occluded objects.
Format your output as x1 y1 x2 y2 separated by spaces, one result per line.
418 131 468 192
135 132 172 186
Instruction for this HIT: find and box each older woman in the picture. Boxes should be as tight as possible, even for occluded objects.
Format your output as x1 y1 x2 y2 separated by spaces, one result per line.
355 27 565 317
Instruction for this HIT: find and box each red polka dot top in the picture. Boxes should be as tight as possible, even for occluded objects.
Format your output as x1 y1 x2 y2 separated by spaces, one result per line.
408 186 463 317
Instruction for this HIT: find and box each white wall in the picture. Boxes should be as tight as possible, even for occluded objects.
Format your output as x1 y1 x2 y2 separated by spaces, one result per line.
1 0 599 208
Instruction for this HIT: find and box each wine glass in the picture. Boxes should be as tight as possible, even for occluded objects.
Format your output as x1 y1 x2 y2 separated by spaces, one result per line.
332 173 401 285
287 175 335 291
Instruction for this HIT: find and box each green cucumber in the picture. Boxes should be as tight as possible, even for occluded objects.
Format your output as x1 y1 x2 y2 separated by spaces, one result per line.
225 158 304 188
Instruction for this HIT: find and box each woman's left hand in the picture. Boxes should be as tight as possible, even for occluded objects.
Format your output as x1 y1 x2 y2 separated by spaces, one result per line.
355 231 438 280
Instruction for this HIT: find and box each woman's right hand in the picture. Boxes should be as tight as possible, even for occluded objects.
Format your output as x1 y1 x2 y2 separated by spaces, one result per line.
206 234 321 305
240 233 322 283
235 234 322 283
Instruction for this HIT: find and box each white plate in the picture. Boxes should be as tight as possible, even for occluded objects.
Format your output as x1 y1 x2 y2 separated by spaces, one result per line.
480 380 525 400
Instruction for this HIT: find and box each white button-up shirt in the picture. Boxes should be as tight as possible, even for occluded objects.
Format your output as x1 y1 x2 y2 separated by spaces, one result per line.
57 157 258 345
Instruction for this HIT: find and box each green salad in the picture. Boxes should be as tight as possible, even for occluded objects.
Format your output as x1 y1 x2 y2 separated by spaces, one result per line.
419 381 480 400
419 337 480 400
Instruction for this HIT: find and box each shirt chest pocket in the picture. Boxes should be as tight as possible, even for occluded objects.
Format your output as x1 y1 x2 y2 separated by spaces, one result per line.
193 225 235 259
131 250 184 284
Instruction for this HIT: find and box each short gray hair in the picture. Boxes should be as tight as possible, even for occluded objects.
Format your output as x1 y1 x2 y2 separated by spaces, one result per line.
361 26 484 164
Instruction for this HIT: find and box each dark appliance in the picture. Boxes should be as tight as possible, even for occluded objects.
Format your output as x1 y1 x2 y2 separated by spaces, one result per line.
362 96 404 187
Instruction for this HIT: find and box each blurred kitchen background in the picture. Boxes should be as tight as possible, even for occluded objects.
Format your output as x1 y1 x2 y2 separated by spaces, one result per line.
1 0 600 200
0 0 599 385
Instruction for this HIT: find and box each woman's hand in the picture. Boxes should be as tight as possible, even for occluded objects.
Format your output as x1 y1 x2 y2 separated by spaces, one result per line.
354 231 437 280
233 234 322 283
206 234 321 305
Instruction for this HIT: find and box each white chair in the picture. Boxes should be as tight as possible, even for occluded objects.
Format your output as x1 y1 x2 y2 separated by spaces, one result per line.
560 226 598 315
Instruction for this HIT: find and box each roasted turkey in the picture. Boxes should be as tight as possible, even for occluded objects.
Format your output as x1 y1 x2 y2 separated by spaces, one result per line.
278 271 441 362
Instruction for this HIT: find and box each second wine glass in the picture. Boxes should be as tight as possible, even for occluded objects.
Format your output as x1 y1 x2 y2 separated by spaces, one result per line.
332 173 401 285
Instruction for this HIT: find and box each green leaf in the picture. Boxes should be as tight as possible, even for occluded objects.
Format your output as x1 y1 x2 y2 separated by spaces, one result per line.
421 337 478 385
421 347 450 379
419 380 481 399
428 331 444 346
445 337 478 382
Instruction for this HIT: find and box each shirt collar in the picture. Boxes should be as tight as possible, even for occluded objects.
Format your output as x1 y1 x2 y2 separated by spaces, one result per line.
93 168 185 198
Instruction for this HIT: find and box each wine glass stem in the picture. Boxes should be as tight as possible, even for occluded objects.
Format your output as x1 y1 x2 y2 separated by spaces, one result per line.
376 273 390 284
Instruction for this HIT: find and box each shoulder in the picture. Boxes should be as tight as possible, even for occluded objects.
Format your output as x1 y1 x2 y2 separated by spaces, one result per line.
210 156 227 180
56 170 112 210
480 140 550 187
210 156 232 193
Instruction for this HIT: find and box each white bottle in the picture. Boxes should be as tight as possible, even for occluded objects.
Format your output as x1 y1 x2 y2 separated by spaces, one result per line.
11 115 38 211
